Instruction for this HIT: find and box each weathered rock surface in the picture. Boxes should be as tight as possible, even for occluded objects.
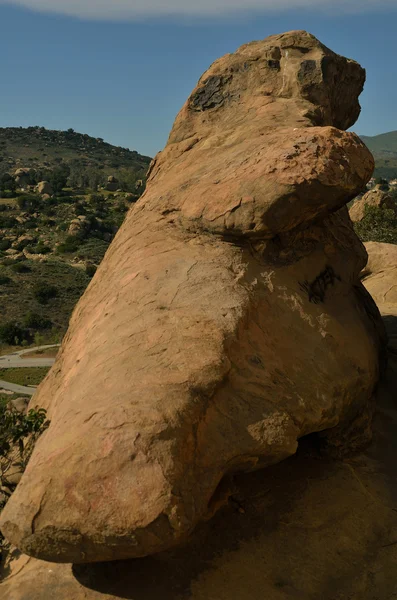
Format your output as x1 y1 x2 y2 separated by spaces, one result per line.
349 186 397 222
0 31 384 564
1 338 397 599
362 241 397 352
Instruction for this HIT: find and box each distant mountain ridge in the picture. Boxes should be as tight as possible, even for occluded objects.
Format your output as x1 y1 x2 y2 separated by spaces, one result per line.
360 131 397 180
0 126 151 188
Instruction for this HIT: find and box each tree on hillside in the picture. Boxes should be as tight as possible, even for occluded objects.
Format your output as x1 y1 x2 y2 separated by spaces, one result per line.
49 166 70 193
354 205 397 244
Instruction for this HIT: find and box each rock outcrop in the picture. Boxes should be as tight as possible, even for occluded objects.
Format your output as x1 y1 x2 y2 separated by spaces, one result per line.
105 175 119 192
14 168 34 189
35 181 53 196
0 31 384 565
349 186 397 222
362 242 397 351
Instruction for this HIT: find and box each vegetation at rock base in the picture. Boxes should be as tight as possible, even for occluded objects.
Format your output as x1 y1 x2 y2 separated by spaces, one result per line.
0 400 49 556
354 205 397 245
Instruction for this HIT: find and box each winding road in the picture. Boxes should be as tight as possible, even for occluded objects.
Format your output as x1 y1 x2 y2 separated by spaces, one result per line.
0 345 59 396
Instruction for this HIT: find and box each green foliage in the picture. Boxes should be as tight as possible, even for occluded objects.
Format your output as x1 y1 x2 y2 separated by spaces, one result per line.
48 166 70 193
0 216 17 228
56 236 81 254
0 173 16 194
0 403 49 551
354 205 397 244
33 281 58 305
23 311 52 330
0 367 50 387
0 321 28 345
27 241 52 255
10 262 31 274
85 263 97 277
0 275 11 285
16 194 41 211
0 240 11 251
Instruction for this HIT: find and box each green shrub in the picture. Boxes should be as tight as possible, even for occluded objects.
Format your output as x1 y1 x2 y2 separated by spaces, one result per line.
0 240 11 251
27 241 52 255
0 321 28 345
0 404 49 552
33 282 58 304
56 236 81 254
16 194 41 211
354 205 397 244
0 275 11 285
85 263 97 277
23 311 52 330
10 262 31 274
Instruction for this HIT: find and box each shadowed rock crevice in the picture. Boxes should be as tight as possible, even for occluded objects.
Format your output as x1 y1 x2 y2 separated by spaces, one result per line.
0 30 385 568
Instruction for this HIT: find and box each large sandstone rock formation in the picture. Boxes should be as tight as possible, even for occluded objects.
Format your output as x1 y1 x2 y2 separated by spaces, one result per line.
362 241 397 352
0 31 384 565
349 186 397 222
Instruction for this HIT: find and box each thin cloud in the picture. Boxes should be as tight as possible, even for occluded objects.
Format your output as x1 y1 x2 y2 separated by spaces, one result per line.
1 0 396 20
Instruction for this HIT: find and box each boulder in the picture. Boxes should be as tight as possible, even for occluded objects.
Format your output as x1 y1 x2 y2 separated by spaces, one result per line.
106 175 119 192
349 186 397 222
2 342 397 600
362 241 397 352
35 181 53 196
0 31 384 564
14 168 34 188
68 216 90 237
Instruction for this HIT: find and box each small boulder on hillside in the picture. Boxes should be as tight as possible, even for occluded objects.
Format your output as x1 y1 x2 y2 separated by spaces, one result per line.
68 215 91 237
105 175 119 192
349 186 397 222
35 181 53 196
14 168 35 189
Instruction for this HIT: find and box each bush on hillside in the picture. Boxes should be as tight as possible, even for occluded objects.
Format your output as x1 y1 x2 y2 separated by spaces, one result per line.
0 322 28 345
33 282 58 304
354 205 397 245
10 262 31 274
0 404 49 554
56 236 81 254
23 312 52 330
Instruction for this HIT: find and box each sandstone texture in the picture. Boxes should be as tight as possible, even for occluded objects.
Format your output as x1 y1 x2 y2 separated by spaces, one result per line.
349 186 397 222
2 335 397 600
362 241 397 352
0 31 384 564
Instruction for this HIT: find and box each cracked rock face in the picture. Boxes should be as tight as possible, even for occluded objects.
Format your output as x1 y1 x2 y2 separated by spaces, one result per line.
0 30 385 563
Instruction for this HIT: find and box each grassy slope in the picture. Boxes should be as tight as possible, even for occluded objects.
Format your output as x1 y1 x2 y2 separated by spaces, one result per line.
0 367 50 387
0 260 91 337
0 127 151 180
360 131 397 179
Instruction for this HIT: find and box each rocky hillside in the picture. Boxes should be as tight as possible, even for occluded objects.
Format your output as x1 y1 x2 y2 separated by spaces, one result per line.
0 127 151 190
360 131 397 179
0 131 150 348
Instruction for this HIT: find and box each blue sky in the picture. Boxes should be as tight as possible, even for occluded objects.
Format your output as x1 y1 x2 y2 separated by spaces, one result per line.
0 2 396 157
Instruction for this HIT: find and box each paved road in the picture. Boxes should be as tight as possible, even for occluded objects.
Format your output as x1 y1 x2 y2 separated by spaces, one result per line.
0 344 59 396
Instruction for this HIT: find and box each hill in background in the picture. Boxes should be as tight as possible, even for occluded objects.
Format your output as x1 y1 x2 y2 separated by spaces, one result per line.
360 131 397 180
0 126 152 350
0 126 151 191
